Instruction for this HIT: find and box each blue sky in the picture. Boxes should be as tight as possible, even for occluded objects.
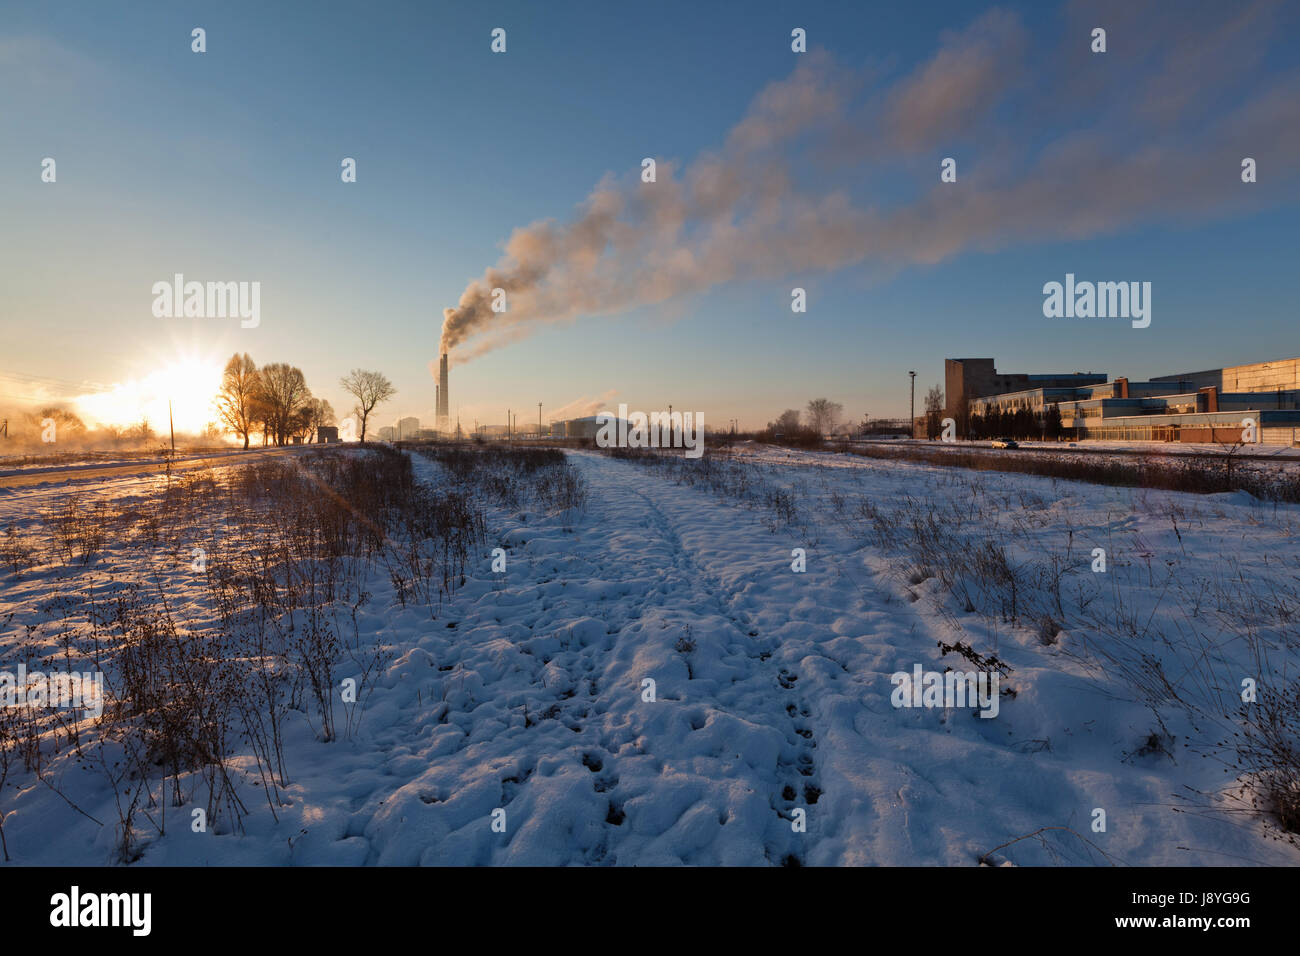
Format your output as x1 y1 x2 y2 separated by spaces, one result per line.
2 0 1298 433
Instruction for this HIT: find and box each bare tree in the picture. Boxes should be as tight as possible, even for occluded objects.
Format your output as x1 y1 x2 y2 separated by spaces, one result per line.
301 398 335 444
258 363 313 446
24 407 86 441
805 398 843 436
770 409 801 433
924 385 945 439
339 369 396 443
250 383 273 447
216 353 259 449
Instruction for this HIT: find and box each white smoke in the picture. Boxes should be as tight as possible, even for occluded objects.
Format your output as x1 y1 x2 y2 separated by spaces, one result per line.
440 1 1300 362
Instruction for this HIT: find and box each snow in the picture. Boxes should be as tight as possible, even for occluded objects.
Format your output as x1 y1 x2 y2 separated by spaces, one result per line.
1 444 1297 866
847 437 1300 458
0 448 259 477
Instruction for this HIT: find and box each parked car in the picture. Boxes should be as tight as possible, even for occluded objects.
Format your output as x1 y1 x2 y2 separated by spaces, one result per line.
991 437 1019 449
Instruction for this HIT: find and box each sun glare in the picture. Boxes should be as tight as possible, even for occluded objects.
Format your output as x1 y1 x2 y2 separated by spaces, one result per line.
74 353 224 436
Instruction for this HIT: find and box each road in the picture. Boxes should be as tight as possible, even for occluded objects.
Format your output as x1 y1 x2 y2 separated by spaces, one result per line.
0 446 311 489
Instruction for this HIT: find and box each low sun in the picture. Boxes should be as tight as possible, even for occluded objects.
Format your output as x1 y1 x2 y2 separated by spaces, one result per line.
75 352 224 437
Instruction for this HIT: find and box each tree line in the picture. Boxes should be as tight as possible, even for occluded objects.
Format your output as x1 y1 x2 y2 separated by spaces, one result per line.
766 393 940 440
216 353 395 447
920 384 1066 441
967 404 1065 441
759 398 847 447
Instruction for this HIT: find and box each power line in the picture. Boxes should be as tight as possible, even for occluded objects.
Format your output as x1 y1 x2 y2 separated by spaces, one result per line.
0 368 118 395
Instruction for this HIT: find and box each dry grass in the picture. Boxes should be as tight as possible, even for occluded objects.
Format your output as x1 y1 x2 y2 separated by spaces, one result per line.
0 444 569 861
834 442 1300 502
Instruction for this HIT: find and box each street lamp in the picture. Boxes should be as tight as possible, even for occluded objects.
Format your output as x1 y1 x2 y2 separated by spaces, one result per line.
909 371 916 440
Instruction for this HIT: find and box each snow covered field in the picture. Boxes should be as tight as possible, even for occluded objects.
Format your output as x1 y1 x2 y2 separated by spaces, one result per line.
1 443 1297 866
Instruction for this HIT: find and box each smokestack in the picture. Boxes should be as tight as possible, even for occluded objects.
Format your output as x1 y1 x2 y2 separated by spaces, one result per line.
438 353 449 431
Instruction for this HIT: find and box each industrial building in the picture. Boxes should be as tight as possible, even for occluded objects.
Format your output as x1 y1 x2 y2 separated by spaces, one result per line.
551 416 604 440
943 356 1300 445
549 416 635 440
945 359 1107 429
394 416 420 440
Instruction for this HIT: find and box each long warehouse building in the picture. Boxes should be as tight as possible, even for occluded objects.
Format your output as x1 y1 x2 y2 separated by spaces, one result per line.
944 356 1300 445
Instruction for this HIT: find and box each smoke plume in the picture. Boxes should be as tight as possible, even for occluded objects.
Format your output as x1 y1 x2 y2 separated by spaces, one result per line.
440 1 1300 362
548 389 620 422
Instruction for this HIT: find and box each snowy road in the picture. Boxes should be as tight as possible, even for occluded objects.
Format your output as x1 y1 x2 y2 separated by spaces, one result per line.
0 446 308 490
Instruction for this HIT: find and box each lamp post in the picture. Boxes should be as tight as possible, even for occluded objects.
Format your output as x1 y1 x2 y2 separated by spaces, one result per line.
909 371 916 440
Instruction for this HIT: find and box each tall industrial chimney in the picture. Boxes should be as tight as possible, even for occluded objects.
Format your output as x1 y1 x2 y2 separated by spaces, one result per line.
438 353 449 432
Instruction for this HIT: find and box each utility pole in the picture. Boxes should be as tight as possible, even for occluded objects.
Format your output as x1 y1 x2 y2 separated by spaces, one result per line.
538 402 542 438
909 371 916 440
507 410 511 441
168 399 175 455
